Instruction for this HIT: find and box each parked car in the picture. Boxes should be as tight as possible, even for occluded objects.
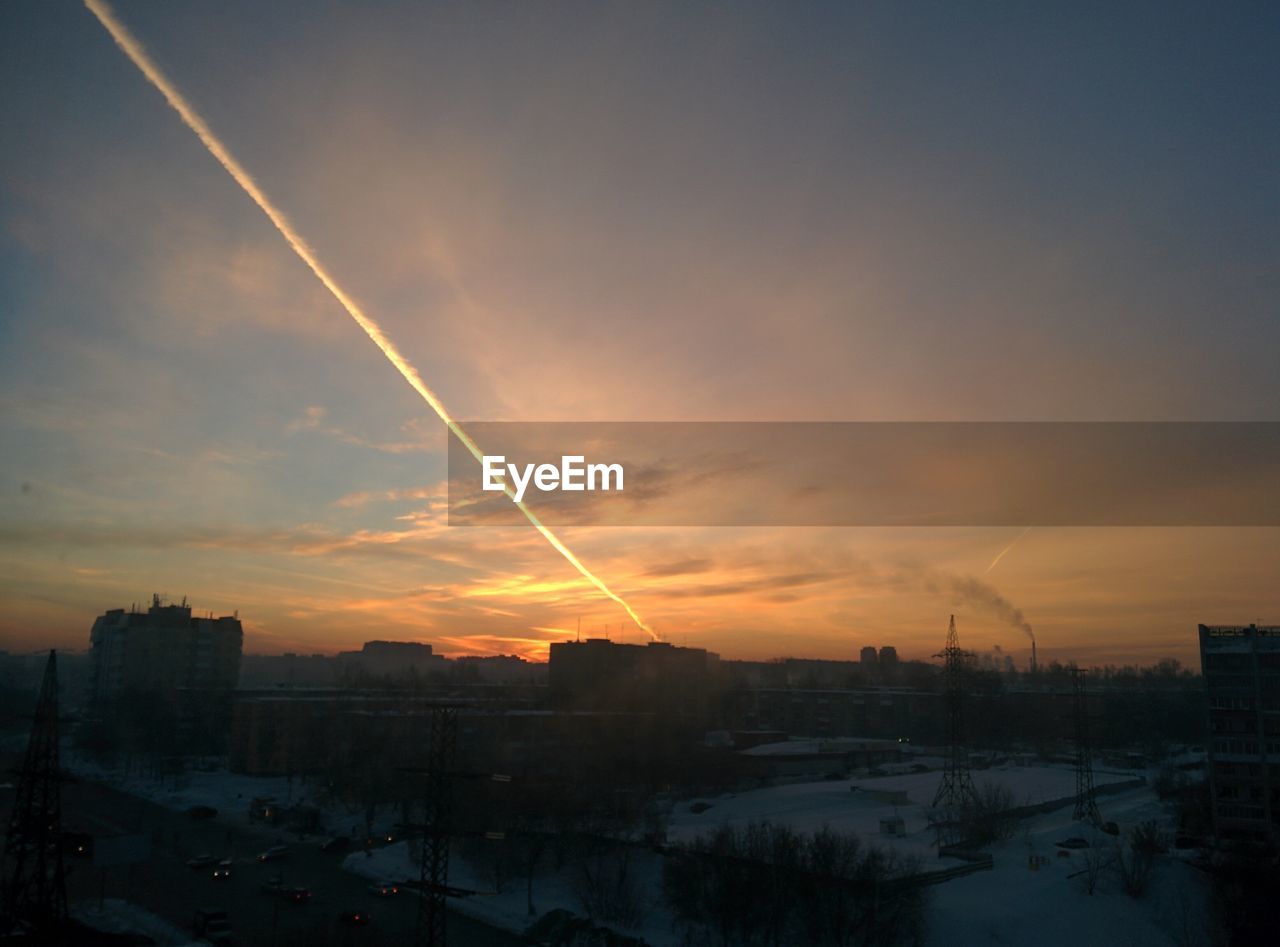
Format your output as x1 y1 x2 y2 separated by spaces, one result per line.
256 844 289 863
320 836 351 854
186 805 219 820
187 853 217 869
367 880 399 897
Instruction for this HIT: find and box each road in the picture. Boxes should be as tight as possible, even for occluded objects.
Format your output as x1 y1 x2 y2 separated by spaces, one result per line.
8 766 520 947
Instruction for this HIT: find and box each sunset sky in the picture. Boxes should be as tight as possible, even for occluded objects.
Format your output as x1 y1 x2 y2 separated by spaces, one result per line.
2 2 1277 666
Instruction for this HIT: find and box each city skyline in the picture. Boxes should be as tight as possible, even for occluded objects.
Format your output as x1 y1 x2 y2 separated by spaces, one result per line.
3 2 1278 666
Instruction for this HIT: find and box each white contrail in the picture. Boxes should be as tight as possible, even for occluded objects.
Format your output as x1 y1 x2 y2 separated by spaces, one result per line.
985 525 1033 575
83 0 656 640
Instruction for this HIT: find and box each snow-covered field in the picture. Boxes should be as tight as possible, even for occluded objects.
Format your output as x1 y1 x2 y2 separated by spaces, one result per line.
344 842 674 945
68 754 1207 946
926 788 1210 947
340 764 1204 947
65 754 394 839
667 763 1134 853
70 898 197 946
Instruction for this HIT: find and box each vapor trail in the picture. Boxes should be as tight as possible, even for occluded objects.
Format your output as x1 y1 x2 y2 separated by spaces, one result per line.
985 526 1032 575
84 0 656 640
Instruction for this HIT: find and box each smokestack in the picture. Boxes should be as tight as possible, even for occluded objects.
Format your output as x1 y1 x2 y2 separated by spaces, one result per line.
1031 639 1038 673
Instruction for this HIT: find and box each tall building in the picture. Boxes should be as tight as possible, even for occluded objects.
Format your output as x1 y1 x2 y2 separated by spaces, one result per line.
1199 623 1280 847
878 646 899 683
89 595 243 751
860 646 879 667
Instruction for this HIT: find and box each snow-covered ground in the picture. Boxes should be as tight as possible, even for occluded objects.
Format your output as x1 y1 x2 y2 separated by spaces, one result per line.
68 754 1207 945
344 842 674 945
338 765 1205 947
65 754 397 839
668 763 1134 850
70 898 198 946
926 786 1211 947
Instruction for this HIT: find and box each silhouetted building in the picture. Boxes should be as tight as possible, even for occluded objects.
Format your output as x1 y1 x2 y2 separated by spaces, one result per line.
723 687 939 741
88 595 242 751
773 658 859 688
736 737 903 778
335 640 445 679
229 689 681 786
548 639 719 718
860 646 879 666
878 646 900 683
239 652 337 688
230 690 438 776
238 648 545 688
453 654 547 684
1200 623 1280 847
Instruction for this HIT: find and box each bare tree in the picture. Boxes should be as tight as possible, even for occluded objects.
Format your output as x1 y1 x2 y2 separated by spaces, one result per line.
1078 841 1110 895
964 780 1022 844
662 821 928 947
1114 821 1167 898
574 838 646 929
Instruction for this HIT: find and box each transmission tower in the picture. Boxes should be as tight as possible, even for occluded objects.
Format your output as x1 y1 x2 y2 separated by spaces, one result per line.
417 704 458 947
1 651 67 936
1071 667 1102 825
932 615 977 811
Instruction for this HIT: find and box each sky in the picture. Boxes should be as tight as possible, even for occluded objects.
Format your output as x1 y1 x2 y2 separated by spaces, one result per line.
1 1 1277 666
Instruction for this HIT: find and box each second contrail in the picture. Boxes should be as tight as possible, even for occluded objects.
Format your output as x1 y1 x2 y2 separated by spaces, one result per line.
985 525 1033 575
83 0 655 639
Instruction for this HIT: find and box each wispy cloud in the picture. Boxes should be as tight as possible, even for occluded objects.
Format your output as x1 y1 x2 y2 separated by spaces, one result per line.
286 405 443 455
333 485 443 509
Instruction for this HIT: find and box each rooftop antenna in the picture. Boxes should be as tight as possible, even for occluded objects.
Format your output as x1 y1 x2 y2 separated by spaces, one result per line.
576 617 581 643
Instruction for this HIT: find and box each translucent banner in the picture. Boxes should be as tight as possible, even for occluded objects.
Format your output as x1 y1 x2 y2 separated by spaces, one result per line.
446 422 1280 526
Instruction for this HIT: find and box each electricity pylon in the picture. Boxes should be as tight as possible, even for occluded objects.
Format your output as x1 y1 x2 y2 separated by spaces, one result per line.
1072 667 1102 826
417 704 458 947
2 651 68 936
933 616 977 811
